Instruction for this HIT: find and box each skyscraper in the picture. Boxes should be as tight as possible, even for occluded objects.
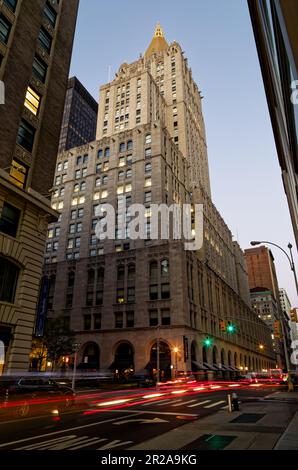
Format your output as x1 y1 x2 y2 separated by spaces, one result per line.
248 0 298 249
58 77 98 154
0 0 79 373
43 25 275 377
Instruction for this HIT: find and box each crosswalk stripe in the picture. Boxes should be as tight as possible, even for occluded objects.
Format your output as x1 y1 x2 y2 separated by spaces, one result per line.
155 399 182 406
221 405 229 409
155 400 174 406
69 438 107 450
204 400 226 409
171 399 197 407
141 399 169 406
187 400 211 408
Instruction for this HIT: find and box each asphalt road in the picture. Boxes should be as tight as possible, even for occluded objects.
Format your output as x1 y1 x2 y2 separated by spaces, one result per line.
0 383 284 450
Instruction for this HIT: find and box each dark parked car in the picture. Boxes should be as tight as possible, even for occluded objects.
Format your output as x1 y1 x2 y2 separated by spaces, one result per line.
128 374 155 388
0 376 75 419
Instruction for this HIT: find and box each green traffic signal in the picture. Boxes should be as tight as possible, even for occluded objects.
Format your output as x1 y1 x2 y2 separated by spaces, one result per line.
227 323 236 333
203 337 213 348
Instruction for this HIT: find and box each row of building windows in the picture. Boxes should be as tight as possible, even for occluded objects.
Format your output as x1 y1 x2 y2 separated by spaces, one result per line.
80 309 171 331
6 1 60 190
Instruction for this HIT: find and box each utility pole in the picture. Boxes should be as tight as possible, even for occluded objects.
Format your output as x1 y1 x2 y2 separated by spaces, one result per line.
72 343 81 391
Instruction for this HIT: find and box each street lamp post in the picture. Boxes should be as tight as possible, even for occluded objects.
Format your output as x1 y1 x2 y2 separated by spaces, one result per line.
72 342 81 391
174 347 179 378
250 240 296 391
156 325 160 390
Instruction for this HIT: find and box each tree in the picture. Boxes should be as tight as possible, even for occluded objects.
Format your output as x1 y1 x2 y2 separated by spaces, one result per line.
40 317 75 370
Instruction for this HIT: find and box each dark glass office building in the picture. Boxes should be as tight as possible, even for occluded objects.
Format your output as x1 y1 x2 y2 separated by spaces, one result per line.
248 0 298 248
58 76 98 153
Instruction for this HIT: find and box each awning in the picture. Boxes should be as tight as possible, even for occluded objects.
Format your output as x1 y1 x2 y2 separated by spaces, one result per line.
192 361 208 370
229 366 240 372
203 362 217 371
219 365 232 371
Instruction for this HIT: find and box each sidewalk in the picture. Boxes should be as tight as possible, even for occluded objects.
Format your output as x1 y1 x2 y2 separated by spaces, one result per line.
130 391 298 450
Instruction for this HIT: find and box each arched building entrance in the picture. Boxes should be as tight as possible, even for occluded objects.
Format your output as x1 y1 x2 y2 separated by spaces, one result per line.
113 342 134 376
80 342 100 370
148 341 171 380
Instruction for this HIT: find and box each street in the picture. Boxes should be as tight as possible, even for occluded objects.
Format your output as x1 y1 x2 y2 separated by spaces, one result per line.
0 382 294 450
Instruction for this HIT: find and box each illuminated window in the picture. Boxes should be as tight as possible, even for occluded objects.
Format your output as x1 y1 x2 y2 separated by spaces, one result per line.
116 289 125 305
125 183 132 193
24 87 41 116
144 177 152 188
9 159 28 189
101 190 108 199
119 157 125 167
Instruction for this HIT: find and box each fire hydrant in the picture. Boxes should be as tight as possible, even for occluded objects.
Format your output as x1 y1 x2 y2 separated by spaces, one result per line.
232 392 239 411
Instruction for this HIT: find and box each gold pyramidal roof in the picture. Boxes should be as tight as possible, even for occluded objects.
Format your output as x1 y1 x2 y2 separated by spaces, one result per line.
145 22 169 58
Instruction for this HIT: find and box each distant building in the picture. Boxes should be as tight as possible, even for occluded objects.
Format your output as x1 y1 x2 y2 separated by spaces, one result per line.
279 288 298 351
279 288 291 320
248 0 298 248
245 246 280 301
58 77 98 153
0 0 79 373
250 287 282 364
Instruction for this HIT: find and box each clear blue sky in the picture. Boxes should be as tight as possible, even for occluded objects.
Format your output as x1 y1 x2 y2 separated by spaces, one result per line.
70 0 297 305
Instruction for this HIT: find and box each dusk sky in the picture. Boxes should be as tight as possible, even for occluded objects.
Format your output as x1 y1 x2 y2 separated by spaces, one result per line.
70 0 297 305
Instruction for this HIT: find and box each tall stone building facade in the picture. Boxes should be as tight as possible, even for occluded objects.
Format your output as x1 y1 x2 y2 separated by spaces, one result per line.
43 25 275 377
0 0 79 373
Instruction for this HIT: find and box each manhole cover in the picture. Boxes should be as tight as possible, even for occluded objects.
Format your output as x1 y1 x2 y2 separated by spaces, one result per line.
230 413 265 423
181 434 236 450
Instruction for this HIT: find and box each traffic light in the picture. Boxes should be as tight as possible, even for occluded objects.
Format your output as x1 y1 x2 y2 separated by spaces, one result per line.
273 321 281 338
219 320 226 332
226 322 236 333
203 337 213 348
290 308 298 323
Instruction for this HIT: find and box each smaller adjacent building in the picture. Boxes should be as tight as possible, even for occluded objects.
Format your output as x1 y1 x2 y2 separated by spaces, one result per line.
250 287 282 366
279 288 298 367
58 77 98 154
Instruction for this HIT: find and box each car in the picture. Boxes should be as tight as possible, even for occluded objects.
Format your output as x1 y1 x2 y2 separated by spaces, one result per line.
0 376 75 419
127 374 155 388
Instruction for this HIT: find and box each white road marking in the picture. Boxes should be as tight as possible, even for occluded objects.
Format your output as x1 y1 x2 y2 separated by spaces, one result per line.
204 400 226 409
141 399 170 406
107 409 198 417
0 412 143 449
187 400 211 408
114 417 168 425
171 399 197 407
154 400 175 406
221 405 229 409
155 399 182 406
97 439 134 450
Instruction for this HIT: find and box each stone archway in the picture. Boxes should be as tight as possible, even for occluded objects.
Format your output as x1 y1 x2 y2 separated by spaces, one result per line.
113 342 134 375
149 341 171 380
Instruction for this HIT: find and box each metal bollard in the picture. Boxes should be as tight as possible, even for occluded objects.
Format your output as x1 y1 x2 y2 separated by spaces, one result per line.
232 392 239 411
